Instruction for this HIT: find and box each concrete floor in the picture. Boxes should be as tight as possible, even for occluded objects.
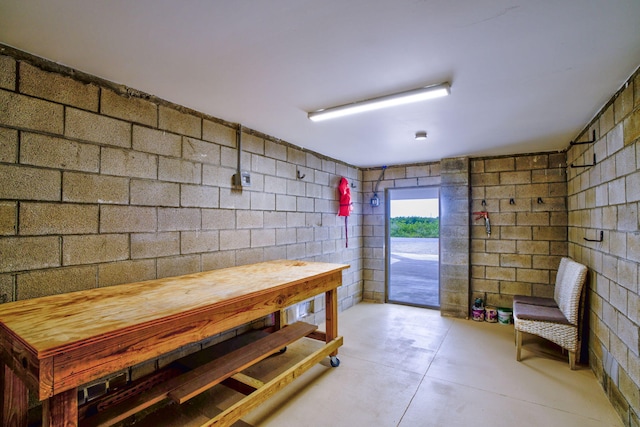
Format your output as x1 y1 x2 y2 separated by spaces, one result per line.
124 303 622 427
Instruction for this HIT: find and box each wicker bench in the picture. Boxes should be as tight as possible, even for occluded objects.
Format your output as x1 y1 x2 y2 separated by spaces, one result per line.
513 257 588 369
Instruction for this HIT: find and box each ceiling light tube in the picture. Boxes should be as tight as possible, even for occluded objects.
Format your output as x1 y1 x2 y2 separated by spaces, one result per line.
308 82 450 122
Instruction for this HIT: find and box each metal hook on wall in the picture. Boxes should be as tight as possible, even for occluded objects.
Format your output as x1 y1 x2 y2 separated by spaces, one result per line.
297 170 306 180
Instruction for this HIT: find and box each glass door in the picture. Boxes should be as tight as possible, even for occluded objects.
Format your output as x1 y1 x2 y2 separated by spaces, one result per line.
386 187 439 308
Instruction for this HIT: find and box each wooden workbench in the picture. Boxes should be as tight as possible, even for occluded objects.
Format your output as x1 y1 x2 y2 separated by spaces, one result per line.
0 259 349 427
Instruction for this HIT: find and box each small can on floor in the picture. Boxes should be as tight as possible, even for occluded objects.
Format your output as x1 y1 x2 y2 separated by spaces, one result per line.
485 306 498 323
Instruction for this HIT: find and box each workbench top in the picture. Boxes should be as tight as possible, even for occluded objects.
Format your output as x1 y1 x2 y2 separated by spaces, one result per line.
0 260 349 359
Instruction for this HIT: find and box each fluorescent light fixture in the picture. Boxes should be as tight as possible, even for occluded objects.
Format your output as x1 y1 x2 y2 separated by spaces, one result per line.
308 82 450 122
415 131 428 140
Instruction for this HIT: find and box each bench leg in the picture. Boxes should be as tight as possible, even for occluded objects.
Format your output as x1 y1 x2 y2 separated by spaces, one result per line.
515 329 522 361
569 351 576 370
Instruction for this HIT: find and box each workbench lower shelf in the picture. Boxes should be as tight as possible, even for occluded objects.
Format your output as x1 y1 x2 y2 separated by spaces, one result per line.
74 322 342 427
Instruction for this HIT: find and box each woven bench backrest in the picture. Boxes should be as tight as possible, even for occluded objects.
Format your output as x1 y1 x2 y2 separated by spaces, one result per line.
554 257 588 325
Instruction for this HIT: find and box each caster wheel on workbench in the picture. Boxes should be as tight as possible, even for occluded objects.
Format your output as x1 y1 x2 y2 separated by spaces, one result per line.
330 356 340 367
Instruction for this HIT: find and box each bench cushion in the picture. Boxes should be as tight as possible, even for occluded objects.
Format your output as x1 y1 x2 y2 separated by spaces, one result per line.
512 295 558 307
513 303 571 325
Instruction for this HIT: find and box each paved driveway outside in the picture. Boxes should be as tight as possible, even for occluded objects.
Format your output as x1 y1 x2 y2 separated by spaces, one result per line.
388 237 439 307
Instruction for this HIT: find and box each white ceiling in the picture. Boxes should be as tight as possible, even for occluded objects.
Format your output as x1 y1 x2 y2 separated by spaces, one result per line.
1 1 640 168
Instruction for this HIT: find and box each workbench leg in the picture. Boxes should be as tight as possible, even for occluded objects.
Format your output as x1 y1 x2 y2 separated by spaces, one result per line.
325 288 339 357
42 388 78 427
273 309 286 330
0 362 28 427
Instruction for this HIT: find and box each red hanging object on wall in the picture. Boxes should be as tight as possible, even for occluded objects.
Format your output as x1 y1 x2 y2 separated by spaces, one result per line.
337 177 352 247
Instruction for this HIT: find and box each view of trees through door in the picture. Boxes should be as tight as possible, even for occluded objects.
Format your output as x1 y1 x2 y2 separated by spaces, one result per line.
387 187 439 308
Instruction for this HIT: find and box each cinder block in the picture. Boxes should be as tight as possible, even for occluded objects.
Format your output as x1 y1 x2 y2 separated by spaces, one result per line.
63 172 128 204
0 90 64 134
181 230 219 254
531 255 562 270
0 127 17 163
532 226 567 241
20 202 98 235
516 240 549 255
516 212 549 226
131 232 180 259
65 108 130 148
221 146 242 168
297 197 314 212
264 176 287 194
100 89 157 126
287 147 305 166
485 157 514 172
251 229 276 247
0 236 60 273
202 165 235 188
516 154 549 170
130 179 179 207
20 62 99 111
21 132 99 172
532 168 565 183
251 154 275 175
236 248 265 266
201 250 236 271
219 188 250 209
500 254 532 268
265 139 287 161
202 208 235 230
158 157 201 184
0 201 16 235
157 255 200 279
203 120 234 147
471 172 500 188
601 104 616 135
236 210 264 229
100 205 157 233
624 107 640 146
276 228 297 245
98 259 156 287
264 211 287 229
485 240 515 253
614 82 635 124
63 234 128 265
158 106 201 139
516 268 550 284
158 208 201 232
16 266 96 299
286 243 306 259
183 137 220 165
485 266 516 281
0 164 60 201
501 226 532 240
181 184 219 208
242 133 264 155
250 192 275 211
485 184 515 199
219 229 250 250
500 170 531 185
101 147 157 179
0 274 13 302
500 281 532 296
275 194 296 212
132 125 181 157
0 55 16 90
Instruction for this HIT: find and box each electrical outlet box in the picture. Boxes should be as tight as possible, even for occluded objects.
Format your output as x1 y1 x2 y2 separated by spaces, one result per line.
233 171 251 187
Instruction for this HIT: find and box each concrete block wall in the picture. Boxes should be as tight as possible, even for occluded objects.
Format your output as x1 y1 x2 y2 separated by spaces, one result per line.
361 163 441 302
0 47 363 394
567 67 640 425
470 151 568 308
440 157 470 318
